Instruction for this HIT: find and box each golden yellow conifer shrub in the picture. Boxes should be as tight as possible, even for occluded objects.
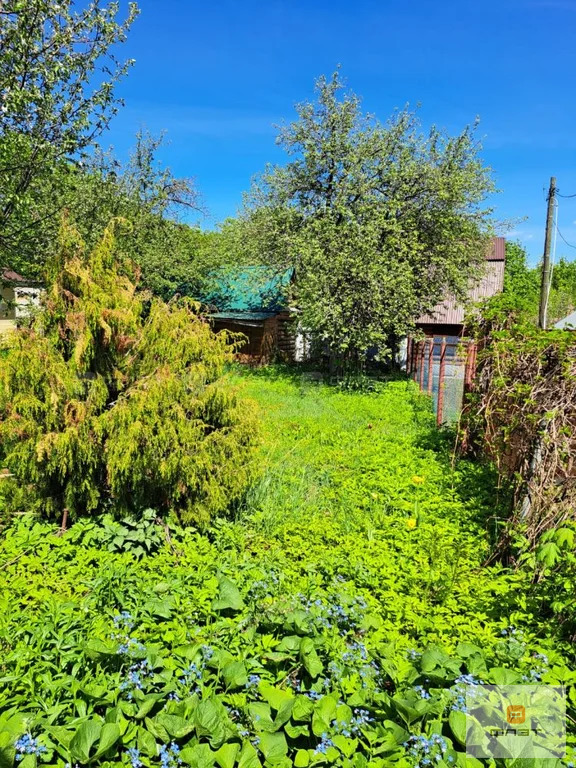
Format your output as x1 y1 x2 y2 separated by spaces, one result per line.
0 218 256 525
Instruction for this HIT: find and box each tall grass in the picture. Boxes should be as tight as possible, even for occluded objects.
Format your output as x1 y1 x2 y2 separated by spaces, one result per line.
229 367 491 538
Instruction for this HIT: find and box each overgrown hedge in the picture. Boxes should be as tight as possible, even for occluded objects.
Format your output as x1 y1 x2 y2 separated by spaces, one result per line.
461 296 576 543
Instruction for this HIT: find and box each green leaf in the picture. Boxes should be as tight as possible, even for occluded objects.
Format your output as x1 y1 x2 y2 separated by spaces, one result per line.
214 743 240 768
213 577 244 612
455 755 484 768
259 683 293 711
238 742 261 768
333 735 358 758
292 696 314 722
222 661 248 689
449 709 467 746
144 717 170 744
0 731 16 768
276 636 302 653
44 727 75 750
246 703 275 733
155 713 195 739
299 638 323 678
93 723 120 759
273 698 294 729
257 732 287 763
455 643 482 658
490 667 521 685
537 541 561 568
194 699 229 748
180 744 215 768
84 639 117 659
312 697 337 736
144 598 174 619
134 694 164 720
137 727 157 758
284 724 309 739
70 720 102 763
294 750 309 767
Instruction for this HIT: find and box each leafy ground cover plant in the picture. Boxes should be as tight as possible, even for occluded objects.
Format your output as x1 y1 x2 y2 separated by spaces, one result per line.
0 370 574 768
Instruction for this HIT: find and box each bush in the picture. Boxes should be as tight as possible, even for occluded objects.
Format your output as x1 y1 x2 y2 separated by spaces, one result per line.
461 296 576 543
0 218 257 525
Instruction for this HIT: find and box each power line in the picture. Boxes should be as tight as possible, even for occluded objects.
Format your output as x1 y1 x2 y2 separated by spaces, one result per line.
557 192 576 199
556 225 576 250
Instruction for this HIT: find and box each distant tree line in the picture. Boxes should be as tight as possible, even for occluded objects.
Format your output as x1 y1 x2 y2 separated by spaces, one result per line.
503 241 576 325
0 0 219 299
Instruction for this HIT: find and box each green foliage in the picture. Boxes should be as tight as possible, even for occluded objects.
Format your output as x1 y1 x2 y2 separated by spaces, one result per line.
63 133 216 299
501 240 576 325
0 219 256 524
462 299 576 550
502 241 540 311
0 0 139 272
235 71 495 364
68 509 170 558
0 371 575 767
527 523 576 643
1 129 215 298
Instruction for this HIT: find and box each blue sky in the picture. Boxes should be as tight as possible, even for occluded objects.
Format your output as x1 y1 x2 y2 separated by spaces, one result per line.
107 0 576 264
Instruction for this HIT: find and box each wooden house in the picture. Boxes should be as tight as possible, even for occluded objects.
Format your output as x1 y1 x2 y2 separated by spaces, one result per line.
407 237 506 423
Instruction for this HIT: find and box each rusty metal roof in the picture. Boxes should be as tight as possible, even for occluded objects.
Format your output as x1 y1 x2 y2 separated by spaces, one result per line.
489 236 506 261
1 269 39 285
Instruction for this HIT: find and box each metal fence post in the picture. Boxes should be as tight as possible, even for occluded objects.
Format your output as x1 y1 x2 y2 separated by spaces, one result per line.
437 337 447 425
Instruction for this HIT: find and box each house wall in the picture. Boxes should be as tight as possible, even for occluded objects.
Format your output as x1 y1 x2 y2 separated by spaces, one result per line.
276 312 297 361
0 285 42 335
417 257 505 327
212 312 299 363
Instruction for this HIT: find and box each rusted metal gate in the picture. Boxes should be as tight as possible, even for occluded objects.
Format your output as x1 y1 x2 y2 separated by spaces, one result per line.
407 336 477 425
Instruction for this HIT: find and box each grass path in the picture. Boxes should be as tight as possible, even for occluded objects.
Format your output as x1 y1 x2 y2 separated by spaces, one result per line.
225 368 532 653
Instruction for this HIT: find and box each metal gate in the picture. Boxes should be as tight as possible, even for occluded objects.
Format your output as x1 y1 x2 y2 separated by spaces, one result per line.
407 336 477 425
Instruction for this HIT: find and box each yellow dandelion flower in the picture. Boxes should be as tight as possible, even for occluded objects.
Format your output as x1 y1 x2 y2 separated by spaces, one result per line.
411 475 425 485
406 518 417 529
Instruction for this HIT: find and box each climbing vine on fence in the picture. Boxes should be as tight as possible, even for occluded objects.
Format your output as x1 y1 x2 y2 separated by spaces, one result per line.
461 296 576 544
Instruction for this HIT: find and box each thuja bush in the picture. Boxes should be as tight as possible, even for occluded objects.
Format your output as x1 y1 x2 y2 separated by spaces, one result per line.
0 218 256 524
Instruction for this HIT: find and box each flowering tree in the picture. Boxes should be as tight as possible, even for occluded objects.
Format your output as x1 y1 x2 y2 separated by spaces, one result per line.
0 0 139 272
238 72 495 367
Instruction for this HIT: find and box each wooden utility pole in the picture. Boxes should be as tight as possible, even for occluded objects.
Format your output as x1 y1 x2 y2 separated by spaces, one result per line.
539 176 556 330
